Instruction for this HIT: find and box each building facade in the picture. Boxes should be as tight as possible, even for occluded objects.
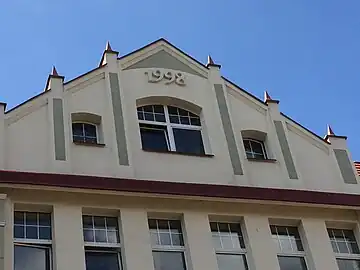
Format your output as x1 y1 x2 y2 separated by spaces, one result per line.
1 39 360 270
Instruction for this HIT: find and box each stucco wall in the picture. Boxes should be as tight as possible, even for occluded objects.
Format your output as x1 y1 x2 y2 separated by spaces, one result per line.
4 188 356 270
1 46 358 194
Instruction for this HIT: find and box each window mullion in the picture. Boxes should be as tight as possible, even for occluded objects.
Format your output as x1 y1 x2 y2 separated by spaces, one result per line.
164 106 176 151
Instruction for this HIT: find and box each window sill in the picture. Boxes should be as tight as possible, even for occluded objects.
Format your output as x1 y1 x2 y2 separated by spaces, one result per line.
73 141 106 147
246 157 277 163
142 149 214 158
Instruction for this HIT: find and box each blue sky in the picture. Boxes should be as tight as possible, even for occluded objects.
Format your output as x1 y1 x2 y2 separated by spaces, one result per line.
1 0 359 159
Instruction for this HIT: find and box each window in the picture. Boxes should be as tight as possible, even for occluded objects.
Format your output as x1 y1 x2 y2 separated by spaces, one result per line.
243 139 267 160
14 211 52 270
72 123 98 144
82 215 121 270
137 105 205 155
270 225 307 270
148 219 186 270
327 228 360 270
210 222 248 270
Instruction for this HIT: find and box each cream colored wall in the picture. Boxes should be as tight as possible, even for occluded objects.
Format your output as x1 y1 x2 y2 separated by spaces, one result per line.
1 51 358 193
4 188 357 270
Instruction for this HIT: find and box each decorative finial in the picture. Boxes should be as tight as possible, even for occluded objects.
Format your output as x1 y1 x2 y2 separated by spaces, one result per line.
206 55 221 68
327 125 335 136
52 66 59 76
106 41 113 51
264 91 272 102
207 55 214 66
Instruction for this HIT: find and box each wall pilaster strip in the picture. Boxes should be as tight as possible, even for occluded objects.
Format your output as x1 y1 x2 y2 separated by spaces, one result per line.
274 120 298 179
109 73 129 166
214 84 243 175
334 149 357 184
53 98 66 161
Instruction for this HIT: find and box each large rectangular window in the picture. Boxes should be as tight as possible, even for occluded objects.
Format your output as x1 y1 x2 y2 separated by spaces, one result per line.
83 215 121 270
14 211 52 270
270 225 307 270
148 219 186 270
210 221 248 270
327 228 360 270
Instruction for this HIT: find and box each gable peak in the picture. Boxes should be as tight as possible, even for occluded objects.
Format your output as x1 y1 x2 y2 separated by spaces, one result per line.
206 55 221 68
327 125 335 136
52 66 59 76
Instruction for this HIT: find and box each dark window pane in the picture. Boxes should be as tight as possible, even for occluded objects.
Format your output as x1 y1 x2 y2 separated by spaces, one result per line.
14 212 24 225
173 128 204 155
169 220 182 233
14 245 50 270
218 223 229 232
180 116 190 125
25 213 37 226
344 230 357 241
159 232 172 246
153 251 186 270
14 225 25 238
108 231 119 244
26 226 38 239
73 135 85 143
84 124 96 137
144 112 154 121
94 217 106 229
243 140 251 152
106 217 118 231
143 106 153 112
169 115 180 124
349 242 360 254
190 117 201 126
155 114 166 122
39 227 52 240
216 254 248 270
148 219 157 230
83 216 93 229
178 108 189 116
72 123 84 136
278 256 307 270
333 229 344 239
287 227 300 238
168 106 178 115
95 230 107 242
251 141 264 155
337 259 360 270
153 105 164 114
210 222 218 232
140 124 168 151
276 226 288 236
157 220 169 231
337 241 349 253
171 233 184 246
270 225 277 235
229 223 242 234
137 111 144 120
85 251 120 270
39 213 51 226
84 229 94 242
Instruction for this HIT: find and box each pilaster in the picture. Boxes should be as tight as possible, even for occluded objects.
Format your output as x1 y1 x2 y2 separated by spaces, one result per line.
46 68 71 173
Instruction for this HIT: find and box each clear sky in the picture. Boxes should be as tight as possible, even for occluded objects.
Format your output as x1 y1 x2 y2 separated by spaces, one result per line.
1 0 359 159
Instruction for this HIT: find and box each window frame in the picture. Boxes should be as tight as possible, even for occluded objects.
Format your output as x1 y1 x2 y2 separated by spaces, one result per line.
138 105 205 154
72 121 99 144
13 211 53 270
210 221 249 270
270 225 308 269
148 218 188 270
243 138 267 160
327 228 360 266
82 215 122 270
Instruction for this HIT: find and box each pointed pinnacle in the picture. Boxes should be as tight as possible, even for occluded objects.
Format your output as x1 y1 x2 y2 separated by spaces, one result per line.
207 55 214 66
106 41 112 51
264 91 272 102
51 66 59 76
327 125 335 136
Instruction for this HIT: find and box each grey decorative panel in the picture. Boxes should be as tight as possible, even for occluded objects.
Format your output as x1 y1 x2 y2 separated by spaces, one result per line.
125 50 205 78
334 149 357 184
109 73 129 166
53 98 66 161
274 120 298 179
214 84 243 175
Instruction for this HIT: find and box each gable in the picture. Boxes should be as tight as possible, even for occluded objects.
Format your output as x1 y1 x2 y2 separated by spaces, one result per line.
124 49 206 78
